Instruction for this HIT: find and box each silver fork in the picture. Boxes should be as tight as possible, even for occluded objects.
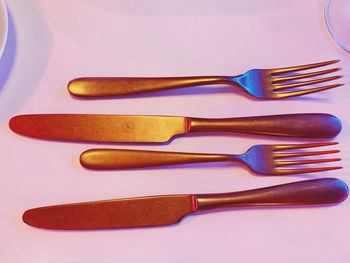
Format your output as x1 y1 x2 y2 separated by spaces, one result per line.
79 142 341 175
68 60 343 99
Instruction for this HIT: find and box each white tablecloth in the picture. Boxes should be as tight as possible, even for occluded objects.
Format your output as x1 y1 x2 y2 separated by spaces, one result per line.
1 0 349 262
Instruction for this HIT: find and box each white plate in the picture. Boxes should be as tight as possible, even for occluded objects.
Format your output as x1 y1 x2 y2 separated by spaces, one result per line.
0 0 8 58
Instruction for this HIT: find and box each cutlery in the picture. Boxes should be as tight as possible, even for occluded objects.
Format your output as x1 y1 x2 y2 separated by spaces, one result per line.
67 60 343 99
80 142 341 175
22 178 349 230
9 113 341 143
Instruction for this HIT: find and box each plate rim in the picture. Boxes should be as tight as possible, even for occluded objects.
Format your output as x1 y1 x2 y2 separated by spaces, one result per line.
0 0 8 58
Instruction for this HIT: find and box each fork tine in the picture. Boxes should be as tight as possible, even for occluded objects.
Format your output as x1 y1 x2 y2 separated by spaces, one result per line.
271 68 342 83
274 83 343 98
270 60 340 75
272 75 342 90
274 166 342 175
273 142 338 151
275 158 341 167
274 150 339 159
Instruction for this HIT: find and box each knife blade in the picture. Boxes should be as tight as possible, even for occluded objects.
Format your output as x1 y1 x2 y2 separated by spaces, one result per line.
23 178 348 230
9 113 341 143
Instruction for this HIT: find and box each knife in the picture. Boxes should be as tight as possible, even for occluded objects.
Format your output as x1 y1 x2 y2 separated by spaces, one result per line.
22 178 348 230
9 113 341 143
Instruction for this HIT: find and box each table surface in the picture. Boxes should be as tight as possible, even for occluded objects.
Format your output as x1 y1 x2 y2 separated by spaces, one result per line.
1 0 350 262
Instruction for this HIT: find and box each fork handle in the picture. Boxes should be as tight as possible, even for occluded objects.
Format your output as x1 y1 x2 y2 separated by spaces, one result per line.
80 149 235 170
188 113 341 138
68 77 231 98
195 178 349 211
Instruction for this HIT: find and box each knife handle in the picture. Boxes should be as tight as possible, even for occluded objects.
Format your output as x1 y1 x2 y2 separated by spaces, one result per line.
195 178 348 212
188 113 341 138
80 149 234 170
68 77 229 98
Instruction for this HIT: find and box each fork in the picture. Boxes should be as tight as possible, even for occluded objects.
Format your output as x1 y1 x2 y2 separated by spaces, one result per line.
80 142 341 175
68 60 343 99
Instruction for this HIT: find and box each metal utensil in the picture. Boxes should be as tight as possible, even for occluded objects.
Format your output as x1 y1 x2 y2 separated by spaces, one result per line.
68 60 343 99
80 142 341 175
22 178 349 230
9 113 342 143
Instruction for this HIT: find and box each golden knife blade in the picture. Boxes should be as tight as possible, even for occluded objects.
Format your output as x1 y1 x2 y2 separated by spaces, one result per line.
9 114 186 143
23 178 348 230
9 113 341 143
